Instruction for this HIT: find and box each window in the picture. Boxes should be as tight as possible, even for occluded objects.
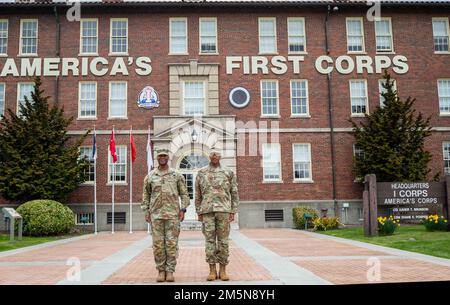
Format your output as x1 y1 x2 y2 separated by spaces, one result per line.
259 18 277 54
379 78 397 107
17 83 34 115
346 18 364 53
108 146 127 183
170 18 187 54
293 144 312 181
262 143 281 182
349 80 368 115
375 18 393 52
110 19 128 54
353 144 365 160
0 83 4 116
290 80 309 116
261 80 279 116
438 79 450 115
76 213 94 225
109 82 127 118
20 20 38 55
0 20 8 55
444 142 450 175
433 18 450 53
79 82 97 118
80 19 98 54
79 146 95 183
183 81 204 115
288 18 306 53
199 18 217 54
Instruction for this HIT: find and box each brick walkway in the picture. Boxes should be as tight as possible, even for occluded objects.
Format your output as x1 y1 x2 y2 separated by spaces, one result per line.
0 228 449 285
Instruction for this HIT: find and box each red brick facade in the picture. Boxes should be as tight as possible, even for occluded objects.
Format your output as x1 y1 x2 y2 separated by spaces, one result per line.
0 2 449 228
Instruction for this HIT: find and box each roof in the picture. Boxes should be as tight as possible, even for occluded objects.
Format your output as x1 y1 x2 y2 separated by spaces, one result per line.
0 0 449 6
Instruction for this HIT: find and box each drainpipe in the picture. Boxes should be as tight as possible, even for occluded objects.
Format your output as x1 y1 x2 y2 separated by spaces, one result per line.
54 5 61 103
325 5 339 218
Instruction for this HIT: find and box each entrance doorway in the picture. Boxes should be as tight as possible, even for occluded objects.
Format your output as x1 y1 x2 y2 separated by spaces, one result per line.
178 152 209 221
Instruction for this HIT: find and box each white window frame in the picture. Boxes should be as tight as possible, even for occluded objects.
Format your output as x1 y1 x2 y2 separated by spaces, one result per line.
258 17 278 54
108 81 128 119
169 17 188 55
79 146 95 185
182 79 206 116
349 79 369 116
0 19 8 56
108 145 127 184
287 17 306 54
353 144 365 160
262 143 282 182
19 19 38 56
109 18 128 55
432 17 450 54
78 81 97 119
378 78 397 107
0 83 5 117
292 143 313 182
443 142 450 175
75 213 95 225
375 17 394 53
79 18 98 56
290 79 310 117
199 17 218 55
16 82 34 115
346 17 365 54
260 79 280 117
438 79 450 116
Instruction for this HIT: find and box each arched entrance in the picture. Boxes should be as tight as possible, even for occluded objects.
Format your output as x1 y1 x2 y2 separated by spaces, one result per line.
177 152 209 221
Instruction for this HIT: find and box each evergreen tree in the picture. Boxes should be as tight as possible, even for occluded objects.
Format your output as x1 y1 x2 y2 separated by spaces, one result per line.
0 77 90 203
350 70 439 182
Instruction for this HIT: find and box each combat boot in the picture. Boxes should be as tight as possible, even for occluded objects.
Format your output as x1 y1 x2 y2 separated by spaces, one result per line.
219 264 229 281
207 264 218 281
166 272 175 282
156 270 166 282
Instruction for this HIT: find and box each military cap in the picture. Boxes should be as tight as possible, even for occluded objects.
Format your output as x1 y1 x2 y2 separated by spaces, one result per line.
156 148 170 157
209 147 222 156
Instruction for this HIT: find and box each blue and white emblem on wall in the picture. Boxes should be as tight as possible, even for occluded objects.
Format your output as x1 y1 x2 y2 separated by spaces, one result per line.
137 86 160 109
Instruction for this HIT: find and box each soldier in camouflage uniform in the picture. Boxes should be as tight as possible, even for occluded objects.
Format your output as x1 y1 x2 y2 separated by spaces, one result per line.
195 149 239 281
141 148 190 283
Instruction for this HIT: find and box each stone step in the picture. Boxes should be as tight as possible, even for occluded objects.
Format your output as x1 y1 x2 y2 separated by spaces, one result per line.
181 220 202 231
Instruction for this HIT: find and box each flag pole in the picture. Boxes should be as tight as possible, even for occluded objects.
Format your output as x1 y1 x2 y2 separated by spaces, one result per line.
93 125 97 235
112 126 115 234
147 125 151 234
129 125 133 234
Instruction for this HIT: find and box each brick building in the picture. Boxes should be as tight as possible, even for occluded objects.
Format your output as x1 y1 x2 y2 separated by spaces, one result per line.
0 0 449 230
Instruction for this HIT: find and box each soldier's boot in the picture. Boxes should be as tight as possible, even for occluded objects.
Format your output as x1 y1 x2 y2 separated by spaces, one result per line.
219 264 229 281
166 272 175 282
207 264 218 281
156 270 166 282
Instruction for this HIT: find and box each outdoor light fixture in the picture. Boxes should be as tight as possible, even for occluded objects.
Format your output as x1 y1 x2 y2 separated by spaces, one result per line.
191 129 198 142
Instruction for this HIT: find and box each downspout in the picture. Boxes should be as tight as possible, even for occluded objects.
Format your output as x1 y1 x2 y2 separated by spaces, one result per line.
325 5 339 218
54 5 61 103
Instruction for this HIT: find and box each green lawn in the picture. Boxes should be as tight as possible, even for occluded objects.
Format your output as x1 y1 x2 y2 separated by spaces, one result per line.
0 234 80 252
318 225 450 259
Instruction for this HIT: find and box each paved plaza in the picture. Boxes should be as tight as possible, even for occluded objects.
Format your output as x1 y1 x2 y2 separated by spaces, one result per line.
1 228 450 285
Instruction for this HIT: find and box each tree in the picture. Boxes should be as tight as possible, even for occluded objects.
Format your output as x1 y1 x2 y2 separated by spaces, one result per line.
350 70 439 182
0 77 90 203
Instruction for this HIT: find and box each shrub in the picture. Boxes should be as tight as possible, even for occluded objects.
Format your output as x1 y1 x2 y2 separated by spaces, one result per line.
16 200 75 236
421 214 448 231
293 206 319 230
312 217 342 231
377 216 399 235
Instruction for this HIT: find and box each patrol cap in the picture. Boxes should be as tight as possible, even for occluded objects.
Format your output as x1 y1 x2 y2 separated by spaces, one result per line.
156 148 170 157
209 147 222 156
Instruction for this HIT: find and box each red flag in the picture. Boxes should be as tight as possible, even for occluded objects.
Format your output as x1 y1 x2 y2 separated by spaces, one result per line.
109 128 118 163
130 130 136 163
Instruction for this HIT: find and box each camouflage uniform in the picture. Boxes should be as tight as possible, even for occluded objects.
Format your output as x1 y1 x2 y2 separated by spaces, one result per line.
141 166 190 273
195 164 239 265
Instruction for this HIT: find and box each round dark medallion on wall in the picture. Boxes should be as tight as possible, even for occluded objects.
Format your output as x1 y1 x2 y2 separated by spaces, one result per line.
229 87 250 108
